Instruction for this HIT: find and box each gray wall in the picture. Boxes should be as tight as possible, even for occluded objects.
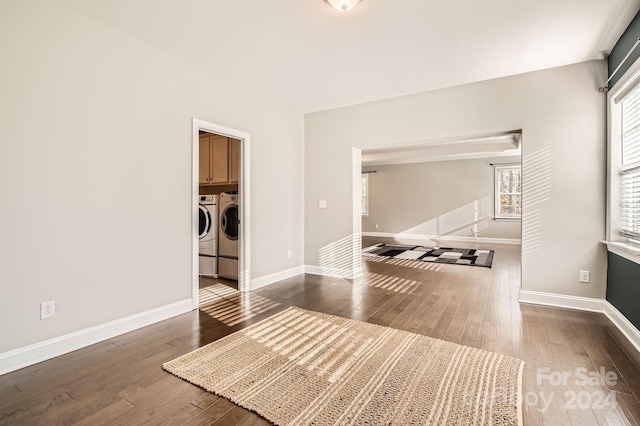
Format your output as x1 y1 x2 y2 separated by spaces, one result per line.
0 1 304 353
607 253 640 330
609 10 640 88
305 60 607 299
362 157 521 240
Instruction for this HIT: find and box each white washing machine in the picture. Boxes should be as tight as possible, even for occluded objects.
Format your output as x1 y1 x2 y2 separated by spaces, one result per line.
198 194 219 277
218 191 239 280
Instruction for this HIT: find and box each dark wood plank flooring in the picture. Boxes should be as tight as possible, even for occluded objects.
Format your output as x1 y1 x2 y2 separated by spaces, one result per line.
1 237 639 425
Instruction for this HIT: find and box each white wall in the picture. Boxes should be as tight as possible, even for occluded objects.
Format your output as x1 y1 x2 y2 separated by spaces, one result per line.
306 61 607 299
0 1 304 353
362 157 521 240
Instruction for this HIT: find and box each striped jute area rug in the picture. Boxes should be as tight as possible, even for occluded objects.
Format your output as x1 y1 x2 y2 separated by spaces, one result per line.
163 307 525 425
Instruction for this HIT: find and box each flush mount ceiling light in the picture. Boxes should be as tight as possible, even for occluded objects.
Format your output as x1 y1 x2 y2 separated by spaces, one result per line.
324 0 362 12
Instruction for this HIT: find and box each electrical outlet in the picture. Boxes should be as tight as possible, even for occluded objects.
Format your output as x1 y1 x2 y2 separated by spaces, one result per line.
579 270 590 283
41 300 55 319
319 200 327 209
287 250 292 259
375 224 379 229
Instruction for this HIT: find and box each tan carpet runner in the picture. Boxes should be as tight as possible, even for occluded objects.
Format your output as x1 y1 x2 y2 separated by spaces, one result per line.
163 307 524 425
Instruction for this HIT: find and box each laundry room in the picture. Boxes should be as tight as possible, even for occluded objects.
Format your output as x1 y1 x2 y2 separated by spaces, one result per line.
198 130 240 290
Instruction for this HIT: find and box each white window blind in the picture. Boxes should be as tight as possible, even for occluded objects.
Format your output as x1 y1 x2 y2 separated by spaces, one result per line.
621 84 640 240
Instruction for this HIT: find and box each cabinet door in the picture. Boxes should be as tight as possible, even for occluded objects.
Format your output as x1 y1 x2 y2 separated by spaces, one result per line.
229 138 240 184
199 136 211 185
210 136 229 184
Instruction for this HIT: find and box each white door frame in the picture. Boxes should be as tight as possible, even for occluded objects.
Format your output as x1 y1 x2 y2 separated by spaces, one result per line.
192 118 251 309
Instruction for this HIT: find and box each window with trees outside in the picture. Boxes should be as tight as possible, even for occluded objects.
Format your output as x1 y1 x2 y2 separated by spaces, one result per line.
494 165 521 220
361 174 369 218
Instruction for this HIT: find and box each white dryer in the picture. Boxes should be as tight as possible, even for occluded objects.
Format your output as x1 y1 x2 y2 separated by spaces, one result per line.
198 194 219 277
218 192 239 280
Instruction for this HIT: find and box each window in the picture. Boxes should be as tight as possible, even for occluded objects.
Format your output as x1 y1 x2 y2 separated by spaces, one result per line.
609 73 640 248
494 165 521 219
620 85 640 241
361 173 369 217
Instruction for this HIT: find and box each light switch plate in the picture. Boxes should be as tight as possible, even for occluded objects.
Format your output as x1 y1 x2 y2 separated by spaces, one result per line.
319 200 327 209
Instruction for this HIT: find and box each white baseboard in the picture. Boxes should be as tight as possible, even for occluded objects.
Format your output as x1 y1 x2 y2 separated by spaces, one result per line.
519 290 640 355
304 265 325 276
518 290 605 313
305 265 361 280
604 301 640 354
250 265 305 290
362 232 521 245
0 299 192 376
362 232 397 238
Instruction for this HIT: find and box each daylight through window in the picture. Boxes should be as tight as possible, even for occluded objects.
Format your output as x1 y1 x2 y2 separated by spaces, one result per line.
494 165 522 219
361 174 369 217
620 84 640 241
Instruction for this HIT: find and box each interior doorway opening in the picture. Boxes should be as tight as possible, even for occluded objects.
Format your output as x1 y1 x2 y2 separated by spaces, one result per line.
192 119 251 310
356 131 522 281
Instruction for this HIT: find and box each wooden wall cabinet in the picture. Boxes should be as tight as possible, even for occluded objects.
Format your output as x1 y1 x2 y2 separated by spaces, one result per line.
199 134 240 185
229 138 240 184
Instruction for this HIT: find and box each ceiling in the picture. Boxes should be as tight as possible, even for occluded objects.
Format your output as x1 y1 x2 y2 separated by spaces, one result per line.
57 0 639 113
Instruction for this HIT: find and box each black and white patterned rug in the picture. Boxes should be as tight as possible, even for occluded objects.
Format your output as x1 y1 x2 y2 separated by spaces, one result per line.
363 243 494 268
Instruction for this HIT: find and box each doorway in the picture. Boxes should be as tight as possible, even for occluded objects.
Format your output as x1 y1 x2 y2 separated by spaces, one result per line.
192 118 251 310
357 131 522 281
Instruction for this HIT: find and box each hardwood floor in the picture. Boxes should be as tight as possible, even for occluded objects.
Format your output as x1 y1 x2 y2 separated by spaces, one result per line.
1 238 640 425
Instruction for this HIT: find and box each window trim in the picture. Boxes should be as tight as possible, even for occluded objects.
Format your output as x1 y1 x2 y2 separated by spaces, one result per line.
606 56 640 265
361 173 369 218
494 164 522 220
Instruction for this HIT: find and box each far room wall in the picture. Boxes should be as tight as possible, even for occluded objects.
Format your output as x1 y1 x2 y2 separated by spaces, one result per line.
362 157 521 240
